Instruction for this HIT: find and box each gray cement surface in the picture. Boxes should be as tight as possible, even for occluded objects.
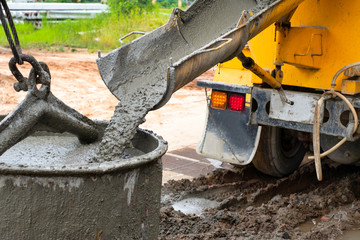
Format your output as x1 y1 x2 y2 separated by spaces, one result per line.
0 129 167 239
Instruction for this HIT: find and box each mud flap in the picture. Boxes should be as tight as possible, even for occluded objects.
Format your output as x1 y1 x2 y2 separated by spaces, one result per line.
197 105 261 166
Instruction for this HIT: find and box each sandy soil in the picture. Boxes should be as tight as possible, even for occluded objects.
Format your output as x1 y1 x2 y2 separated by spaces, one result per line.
1 49 359 239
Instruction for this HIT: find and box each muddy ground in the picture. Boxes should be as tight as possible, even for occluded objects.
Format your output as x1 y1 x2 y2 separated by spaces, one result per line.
160 161 360 239
0 49 359 239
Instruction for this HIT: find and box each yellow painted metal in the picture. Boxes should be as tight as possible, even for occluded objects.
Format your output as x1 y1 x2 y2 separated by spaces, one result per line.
341 79 360 95
246 0 305 40
171 0 305 93
214 47 263 86
215 0 360 93
214 63 253 86
278 26 327 70
274 23 286 66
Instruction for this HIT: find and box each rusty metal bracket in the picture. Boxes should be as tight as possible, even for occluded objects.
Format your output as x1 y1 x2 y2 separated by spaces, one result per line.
0 54 100 156
119 31 146 45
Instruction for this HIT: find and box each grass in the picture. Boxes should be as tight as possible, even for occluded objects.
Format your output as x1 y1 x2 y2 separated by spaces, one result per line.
0 8 171 52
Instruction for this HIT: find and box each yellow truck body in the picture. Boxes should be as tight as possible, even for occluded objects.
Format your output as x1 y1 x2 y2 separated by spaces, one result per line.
216 0 360 94
97 0 360 179
197 0 360 179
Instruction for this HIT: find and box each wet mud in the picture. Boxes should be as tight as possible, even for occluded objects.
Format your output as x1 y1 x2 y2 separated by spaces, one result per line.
159 160 360 239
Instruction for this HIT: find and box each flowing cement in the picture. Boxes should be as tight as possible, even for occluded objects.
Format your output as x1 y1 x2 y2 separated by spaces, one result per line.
95 80 167 162
95 0 278 163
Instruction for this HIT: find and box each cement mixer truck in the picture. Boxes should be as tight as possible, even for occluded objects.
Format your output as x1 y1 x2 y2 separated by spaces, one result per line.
97 0 360 181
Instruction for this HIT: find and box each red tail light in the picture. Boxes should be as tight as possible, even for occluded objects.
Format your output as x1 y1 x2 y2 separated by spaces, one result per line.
228 93 245 112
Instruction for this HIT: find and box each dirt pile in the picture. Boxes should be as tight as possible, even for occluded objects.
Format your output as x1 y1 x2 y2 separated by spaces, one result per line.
159 161 360 239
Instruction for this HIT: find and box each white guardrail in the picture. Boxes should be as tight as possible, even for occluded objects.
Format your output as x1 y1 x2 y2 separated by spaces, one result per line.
7 3 108 21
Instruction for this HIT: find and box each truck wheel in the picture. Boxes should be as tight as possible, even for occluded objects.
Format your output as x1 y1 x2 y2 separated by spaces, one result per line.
252 126 306 177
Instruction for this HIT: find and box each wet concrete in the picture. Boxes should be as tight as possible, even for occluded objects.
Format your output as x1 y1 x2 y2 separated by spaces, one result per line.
0 132 147 167
95 80 167 162
0 127 167 239
0 133 100 166
95 0 272 163
253 0 278 13
95 0 287 167
97 0 259 104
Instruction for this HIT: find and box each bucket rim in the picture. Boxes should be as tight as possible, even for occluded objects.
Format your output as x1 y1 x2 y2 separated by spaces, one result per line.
0 128 167 176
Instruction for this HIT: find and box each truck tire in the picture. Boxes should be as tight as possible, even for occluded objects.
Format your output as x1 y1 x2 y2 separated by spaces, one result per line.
252 126 306 177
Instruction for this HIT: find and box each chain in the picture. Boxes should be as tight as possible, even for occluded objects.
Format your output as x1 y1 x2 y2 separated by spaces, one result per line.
9 54 51 97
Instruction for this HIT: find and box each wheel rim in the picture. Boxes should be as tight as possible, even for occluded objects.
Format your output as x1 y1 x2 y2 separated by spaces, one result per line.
279 128 302 159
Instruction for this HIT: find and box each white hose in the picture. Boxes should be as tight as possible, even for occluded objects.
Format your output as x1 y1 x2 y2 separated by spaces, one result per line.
309 63 360 181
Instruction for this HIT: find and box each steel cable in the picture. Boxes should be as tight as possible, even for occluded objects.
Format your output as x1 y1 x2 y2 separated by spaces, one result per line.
0 0 22 64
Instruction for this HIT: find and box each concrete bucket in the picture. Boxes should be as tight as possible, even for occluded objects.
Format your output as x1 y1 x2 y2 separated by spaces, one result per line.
0 118 167 239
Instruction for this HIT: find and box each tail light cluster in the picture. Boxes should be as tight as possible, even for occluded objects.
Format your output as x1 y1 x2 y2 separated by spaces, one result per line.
210 91 245 112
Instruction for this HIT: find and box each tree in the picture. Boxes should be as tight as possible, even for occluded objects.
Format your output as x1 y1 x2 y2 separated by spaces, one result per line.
108 0 153 15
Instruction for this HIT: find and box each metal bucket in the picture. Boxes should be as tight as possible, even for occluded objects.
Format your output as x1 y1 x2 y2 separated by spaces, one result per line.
0 118 167 239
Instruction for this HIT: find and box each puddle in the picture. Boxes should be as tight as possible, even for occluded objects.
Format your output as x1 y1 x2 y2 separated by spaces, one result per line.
337 228 360 240
298 217 322 233
299 217 360 240
172 197 220 216
206 158 223 169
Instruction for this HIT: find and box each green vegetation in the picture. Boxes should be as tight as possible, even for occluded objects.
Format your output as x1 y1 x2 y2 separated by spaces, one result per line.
107 0 155 15
0 3 173 51
156 0 178 8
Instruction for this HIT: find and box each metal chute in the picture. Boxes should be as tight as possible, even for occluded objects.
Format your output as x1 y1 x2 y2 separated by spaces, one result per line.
97 0 304 110
96 0 306 165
